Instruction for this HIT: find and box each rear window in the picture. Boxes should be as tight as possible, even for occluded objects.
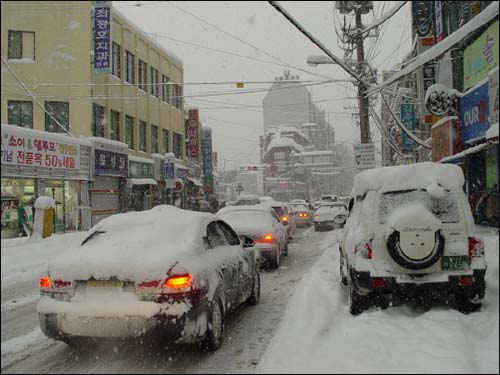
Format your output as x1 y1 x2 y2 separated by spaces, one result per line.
379 189 460 224
235 199 260 206
293 204 308 211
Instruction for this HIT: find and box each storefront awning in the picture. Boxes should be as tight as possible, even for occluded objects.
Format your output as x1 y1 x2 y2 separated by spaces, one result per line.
128 178 157 186
187 177 203 187
439 143 488 164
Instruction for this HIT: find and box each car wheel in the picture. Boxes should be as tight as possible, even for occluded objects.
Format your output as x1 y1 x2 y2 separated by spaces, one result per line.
340 255 348 286
201 297 225 351
455 293 482 314
271 248 281 269
348 282 369 316
247 271 260 306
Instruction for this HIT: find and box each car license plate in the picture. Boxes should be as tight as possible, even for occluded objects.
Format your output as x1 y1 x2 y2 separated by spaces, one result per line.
87 280 122 288
441 256 469 271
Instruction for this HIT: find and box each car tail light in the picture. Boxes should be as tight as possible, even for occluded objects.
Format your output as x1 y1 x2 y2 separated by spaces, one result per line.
40 276 52 289
255 234 274 244
281 215 288 222
164 274 192 289
355 241 372 259
370 278 385 288
458 276 474 286
468 237 484 259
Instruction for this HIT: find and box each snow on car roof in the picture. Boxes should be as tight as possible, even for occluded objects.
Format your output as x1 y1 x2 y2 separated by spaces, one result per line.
48 205 215 282
217 204 271 216
351 162 464 196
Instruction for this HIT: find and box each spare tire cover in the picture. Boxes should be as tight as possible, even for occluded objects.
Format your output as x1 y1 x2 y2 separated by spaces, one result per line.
385 203 445 270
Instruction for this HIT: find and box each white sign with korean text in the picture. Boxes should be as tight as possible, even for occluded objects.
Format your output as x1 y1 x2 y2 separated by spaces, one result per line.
353 143 376 170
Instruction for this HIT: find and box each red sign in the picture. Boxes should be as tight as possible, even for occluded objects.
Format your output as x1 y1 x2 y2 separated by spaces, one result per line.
188 109 199 158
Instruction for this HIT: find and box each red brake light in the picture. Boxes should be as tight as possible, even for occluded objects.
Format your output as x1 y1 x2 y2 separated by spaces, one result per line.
355 241 372 259
255 234 274 244
164 274 192 289
458 276 474 286
281 216 288 222
40 276 52 289
370 278 385 288
468 237 484 259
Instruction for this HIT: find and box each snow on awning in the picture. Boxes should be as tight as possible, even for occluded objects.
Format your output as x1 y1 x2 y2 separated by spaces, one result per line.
128 178 157 186
187 177 203 186
439 143 489 164
486 123 499 141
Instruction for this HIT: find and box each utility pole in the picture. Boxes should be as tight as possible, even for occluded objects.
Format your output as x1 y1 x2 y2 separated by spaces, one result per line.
354 9 371 144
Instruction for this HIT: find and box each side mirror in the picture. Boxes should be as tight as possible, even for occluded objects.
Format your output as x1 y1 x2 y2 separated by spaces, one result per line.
242 236 255 248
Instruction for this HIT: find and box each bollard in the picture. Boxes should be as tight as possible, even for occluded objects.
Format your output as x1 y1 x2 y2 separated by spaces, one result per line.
32 196 56 239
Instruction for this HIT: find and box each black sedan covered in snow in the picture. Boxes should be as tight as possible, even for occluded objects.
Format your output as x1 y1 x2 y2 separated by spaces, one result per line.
37 205 260 351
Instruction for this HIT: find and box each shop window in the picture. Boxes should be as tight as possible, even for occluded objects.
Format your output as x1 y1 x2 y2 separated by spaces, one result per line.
8 30 35 60
110 110 120 141
138 59 147 92
44 180 79 233
151 124 158 154
92 104 105 137
162 74 170 104
173 84 183 110
7 100 33 128
112 42 121 79
173 132 183 159
125 115 135 149
45 101 69 133
150 67 159 98
138 120 147 152
125 50 135 84
1 178 35 238
162 129 169 153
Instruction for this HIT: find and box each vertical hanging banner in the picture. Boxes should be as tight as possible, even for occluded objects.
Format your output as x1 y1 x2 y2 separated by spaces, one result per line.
93 1 111 73
188 109 199 158
400 101 417 152
435 1 443 42
201 127 213 178
164 152 176 188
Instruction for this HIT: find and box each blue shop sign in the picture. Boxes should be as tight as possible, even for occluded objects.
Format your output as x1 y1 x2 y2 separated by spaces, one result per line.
460 81 490 144
95 149 128 177
400 103 416 152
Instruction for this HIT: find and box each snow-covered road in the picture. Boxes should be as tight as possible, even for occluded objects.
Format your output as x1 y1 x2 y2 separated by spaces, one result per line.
1 227 328 373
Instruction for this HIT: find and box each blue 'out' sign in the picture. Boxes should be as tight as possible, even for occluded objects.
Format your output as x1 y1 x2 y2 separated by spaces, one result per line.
460 81 490 144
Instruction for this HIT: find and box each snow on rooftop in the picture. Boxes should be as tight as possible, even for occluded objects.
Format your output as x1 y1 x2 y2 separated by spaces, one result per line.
352 162 465 196
87 136 128 150
263 136 304 159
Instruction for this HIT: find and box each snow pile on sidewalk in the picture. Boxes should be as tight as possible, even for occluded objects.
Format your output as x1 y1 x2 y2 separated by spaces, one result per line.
256 229 499 374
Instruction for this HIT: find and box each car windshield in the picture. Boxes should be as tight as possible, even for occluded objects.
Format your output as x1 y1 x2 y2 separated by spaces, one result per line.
316 204 345 214
379 189 460 224
293 204 308 212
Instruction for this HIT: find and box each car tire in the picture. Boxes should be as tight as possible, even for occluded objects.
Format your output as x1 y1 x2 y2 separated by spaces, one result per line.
348 282 369 316
455 293 482 314
271 248 281 269
247 271 260 306
201 297 225 351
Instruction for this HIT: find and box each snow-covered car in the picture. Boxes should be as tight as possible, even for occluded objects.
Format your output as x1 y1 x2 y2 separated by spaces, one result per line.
291 204 312 227
37 205 260 351
234 194 261 206
217 205 288 269
313 202 348 231
270 201 296 240
340 163 487 315
320 194 338 203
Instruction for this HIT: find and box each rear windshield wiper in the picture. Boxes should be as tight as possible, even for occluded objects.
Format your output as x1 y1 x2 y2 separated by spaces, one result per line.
81 230 106 246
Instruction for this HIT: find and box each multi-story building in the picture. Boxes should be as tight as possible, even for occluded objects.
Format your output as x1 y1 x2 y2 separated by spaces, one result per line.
1 1 185 236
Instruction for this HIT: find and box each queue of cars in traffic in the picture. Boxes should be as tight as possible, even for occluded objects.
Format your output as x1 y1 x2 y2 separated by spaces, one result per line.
36 162 488 352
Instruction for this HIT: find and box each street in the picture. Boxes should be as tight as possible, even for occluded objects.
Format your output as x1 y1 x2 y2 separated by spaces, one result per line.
1 227 328 373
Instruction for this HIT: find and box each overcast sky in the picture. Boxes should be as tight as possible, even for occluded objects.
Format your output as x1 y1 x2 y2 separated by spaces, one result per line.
114 1 412 169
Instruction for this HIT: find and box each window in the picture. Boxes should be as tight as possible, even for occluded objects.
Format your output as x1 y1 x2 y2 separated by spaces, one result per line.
7 100 33 128
151 124 158 154
110 110 120 141
218 221 240 246
162 129 169 154
138 59 147 91
173 132 183 159
125 50 135 84
112 42 121 78
162 74 170 103
125 115 134 149
45 101 69 133
173 84 183 109
139 120 147 152
8 30 35 60
92 104 105 137
150 67 159 97
206 222 227 249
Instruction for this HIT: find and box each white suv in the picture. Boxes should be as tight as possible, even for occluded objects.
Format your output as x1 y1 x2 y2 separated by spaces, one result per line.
340 163 487 315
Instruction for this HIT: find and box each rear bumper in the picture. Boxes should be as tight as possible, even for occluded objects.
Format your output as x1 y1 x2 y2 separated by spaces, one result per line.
350 268 486 299
255 244 279 260
37 294 205 342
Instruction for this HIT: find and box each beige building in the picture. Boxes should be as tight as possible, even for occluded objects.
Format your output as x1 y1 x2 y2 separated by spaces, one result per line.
1 1 185 159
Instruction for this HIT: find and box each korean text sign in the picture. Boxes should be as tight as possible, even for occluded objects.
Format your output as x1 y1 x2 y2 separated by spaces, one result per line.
1 127 80 169
93 1 111 72
460 81 490 144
